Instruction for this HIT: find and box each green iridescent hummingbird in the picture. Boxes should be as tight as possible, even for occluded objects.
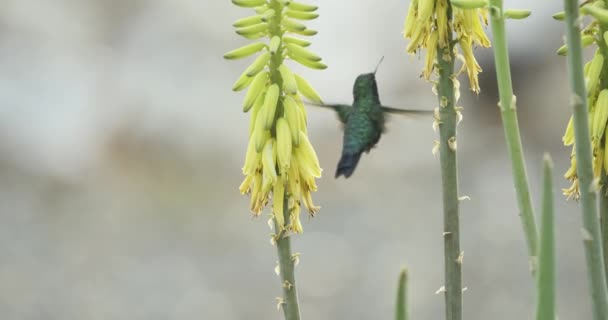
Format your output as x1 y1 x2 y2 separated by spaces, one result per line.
310 58 432 178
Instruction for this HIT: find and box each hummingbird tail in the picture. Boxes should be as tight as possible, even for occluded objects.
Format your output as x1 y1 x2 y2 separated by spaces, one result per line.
335 152 362 178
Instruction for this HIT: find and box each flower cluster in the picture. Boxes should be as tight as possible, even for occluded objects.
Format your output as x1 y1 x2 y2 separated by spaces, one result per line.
225 0 325 233
403 0 491 93
559 2 608 200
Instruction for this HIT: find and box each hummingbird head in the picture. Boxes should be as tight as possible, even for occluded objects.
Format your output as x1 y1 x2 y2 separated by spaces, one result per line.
352 56 384 104
352 73 380 104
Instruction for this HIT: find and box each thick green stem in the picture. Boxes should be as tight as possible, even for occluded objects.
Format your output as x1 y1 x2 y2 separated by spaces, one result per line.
597 0 608 287
600 172 608 279
601 174 608 281
269 2 300 319
488 0 539 275
563 1 608 319
535 154 555 320
274 196 301 320
436 15 462 320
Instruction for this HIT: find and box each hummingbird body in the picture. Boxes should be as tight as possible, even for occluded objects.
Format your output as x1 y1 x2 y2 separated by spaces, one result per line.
308 59 431 178
335 73 385 178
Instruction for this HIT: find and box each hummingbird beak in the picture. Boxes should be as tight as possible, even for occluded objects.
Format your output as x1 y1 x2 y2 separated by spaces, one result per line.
373 56 385 75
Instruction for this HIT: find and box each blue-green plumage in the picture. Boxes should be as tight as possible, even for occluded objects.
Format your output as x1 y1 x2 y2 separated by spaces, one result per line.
334 73 385 178
308 62 432 178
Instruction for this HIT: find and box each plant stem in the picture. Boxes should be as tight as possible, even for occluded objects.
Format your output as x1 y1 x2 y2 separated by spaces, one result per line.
601 174 608 281
488 0 539 275
395 268 408 320
535 154 555 320
436 11 462 320
275 195 301 320
563 1 608 319
596 0 608 286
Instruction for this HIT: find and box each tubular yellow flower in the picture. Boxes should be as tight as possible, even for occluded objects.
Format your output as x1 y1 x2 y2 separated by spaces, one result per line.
592 89 608 141
283 96 301 145
423 30 438 80
276 118 293 173
563 115 574 146
559 11 608 199
226 0 324 233
435 0 448 47
403 0 491 93
459 35 482 93
243 71 269 111
273 176 286 229
403 0 419 38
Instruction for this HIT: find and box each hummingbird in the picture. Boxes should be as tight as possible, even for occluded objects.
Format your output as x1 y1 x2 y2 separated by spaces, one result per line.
309 57 432 178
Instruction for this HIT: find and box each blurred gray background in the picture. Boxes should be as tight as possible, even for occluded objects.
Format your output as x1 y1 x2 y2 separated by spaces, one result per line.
0 0 591 319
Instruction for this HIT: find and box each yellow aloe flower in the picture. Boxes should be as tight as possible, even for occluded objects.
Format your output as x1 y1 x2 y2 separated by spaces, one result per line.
225 0 324 233
559 3 608 199
403 0 491 93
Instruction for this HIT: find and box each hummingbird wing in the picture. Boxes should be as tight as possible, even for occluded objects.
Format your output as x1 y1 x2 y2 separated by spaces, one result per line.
305 103 352 124
380 106 434 117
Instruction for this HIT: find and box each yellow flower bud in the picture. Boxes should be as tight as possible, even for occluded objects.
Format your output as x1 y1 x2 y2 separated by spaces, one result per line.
504 9 532 20
586 51 604 96
285 43 322 62
592 90 608 141
273 176 285 229
283 36 311 47
276 118 293 173
296 132 322 178
233 15 264 28
283 96 301 145
285 10 319 20
263 84 280 129
254 110 269 152
450 0 488 10
552 11 565 21
232 0 266 8
262 139 278 194
269 36 281 54
294 74 322 103
224 42 267 60
604 129 608 174
260 9 276 22
245 51 271 77
278 65 298 94
236 23 269 37
282 18 307 32
243 71 269 112
287 1 318 12
249 92 266 136
582 4 608 24
232 69 255 92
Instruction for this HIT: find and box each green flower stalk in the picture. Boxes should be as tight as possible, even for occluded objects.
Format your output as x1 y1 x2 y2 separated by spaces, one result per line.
403 1 490 320
488 0 539 275
225 1 325 319
558 0 608 319
395 268 409 320
561 1 608 200
535 154 556 320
